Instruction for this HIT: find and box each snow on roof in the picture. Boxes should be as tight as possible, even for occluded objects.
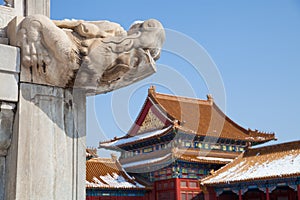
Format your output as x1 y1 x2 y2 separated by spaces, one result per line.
196 156 233 163
87 173 144 188
201 140 300 185
122 153 171 168
86 157 145 189
100 126 172 147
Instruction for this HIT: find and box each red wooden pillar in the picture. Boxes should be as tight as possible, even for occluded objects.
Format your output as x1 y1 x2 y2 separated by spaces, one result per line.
297 184 300 200
266 187 270 200
203 187 217 200
154 181 157 200
238 189 242 200
175 178 181 200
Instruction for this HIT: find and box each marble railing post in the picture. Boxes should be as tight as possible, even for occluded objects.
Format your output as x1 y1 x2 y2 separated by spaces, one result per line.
5 84 86 200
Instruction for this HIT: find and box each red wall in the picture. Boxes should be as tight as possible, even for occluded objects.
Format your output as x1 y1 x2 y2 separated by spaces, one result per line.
155 178 202 200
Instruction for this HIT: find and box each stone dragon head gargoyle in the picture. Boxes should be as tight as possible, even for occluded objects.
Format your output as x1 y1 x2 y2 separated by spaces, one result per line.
9 15 165 94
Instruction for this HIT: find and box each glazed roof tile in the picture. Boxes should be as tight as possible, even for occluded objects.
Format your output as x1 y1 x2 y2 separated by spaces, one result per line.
150 88 275 142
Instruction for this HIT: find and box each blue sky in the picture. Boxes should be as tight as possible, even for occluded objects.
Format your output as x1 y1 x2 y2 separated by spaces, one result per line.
51 0 300 154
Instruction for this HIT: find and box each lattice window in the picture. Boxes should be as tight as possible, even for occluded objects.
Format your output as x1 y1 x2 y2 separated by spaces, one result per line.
222 145 227 151
204 143 210 149
184 141 191 147
189 181 198 188
180 181 187 188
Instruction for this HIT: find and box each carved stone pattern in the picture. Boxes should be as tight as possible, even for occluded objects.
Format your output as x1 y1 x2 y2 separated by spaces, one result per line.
137 109 165 134
11 15 165 95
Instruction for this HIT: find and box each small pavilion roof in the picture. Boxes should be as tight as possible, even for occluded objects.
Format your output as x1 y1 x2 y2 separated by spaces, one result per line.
86 155 146 189
200 140 300 186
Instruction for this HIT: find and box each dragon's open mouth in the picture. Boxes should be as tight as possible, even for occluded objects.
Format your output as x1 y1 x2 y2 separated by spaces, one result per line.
99 63 130 85
99 49 156 86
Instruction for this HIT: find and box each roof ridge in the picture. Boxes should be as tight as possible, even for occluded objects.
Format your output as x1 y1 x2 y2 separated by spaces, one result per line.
153 90 263 137
200 151 245 184
246 140 300 156
88 157 116 163
155 92 212 105
153 90 275 142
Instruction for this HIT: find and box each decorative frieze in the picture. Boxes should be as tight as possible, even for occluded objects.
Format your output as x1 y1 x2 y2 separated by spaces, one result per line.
138 109 165 134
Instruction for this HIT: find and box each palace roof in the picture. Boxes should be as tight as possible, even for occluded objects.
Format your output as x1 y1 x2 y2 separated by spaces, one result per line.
86 155 146 189
99 86 275 149
200 140 300 185
148 87 274 142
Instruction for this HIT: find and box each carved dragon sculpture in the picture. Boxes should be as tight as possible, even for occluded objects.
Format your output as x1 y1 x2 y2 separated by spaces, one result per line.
13 15 165 94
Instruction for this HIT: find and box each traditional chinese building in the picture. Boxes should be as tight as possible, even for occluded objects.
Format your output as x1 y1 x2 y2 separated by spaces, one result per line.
200 140 300 200
99 86 276 199
86 153 150 200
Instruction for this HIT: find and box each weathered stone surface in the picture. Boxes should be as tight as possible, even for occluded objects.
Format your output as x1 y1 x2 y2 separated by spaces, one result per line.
0 38 8 44
0 157 5 200
6 16 23 46
0 43 20 102
5 83 86 200
0 44 20 102
0 6 15 29
0 102 15 200
8 15 165 95
25 0 50 17
0 73 18 102
0 44 20 72
0 0 24 28
0 102 15 156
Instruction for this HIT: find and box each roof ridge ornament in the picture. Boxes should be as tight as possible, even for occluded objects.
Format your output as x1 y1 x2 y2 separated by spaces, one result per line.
206 94 214 104
148 85 156 95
